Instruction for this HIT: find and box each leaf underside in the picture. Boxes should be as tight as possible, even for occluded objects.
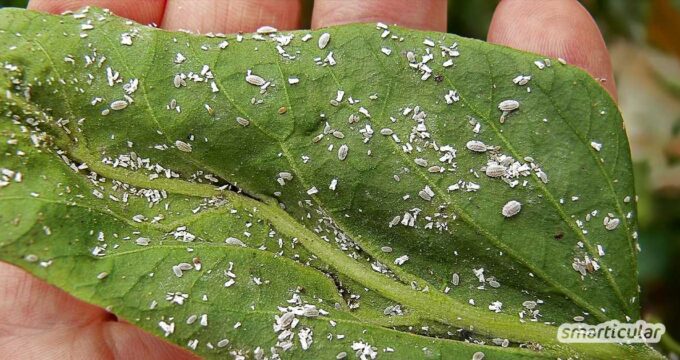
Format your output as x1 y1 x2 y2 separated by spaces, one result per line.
0 7 658 360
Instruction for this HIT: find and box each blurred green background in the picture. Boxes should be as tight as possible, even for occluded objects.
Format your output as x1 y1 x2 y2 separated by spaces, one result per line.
1 0 679 355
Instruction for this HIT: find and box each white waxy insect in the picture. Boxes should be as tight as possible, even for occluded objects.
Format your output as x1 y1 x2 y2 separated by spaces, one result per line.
604 217 620 231
225 237 246 247
174 52 186 64
590 141 602 152
380 128 393 136
473 351 485 360
110 100 128 110
498 99 519 111
318 32 330 49
312 133 324 143
406 51 416 63
381 246 393 253
332 130 345 139
177 263 193 271
452 273 460 286
175 140 192 152
172 265 183 277
245 74 265 86
173 74 185 88
498 100 519 123
502 200 522 218
466 140 488 153
418 185 435 201
485 164 506 177
256 25 278 34
512 75 531 86
394 255 409 266
338 144 349 160
236 117 250 127
414 158 428 167
217 339 230 348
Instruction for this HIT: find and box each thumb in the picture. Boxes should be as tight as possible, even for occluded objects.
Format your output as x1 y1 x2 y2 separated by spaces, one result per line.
487 0 617 100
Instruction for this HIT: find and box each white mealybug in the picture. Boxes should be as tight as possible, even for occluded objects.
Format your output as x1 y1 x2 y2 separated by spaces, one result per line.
380 128 393 136
256 25 277 34
236 117 250 127
245 74 265 86
338 144 348 160
175 140 192 153
406 51 416 63
414 158 428 167
485 164 506 177
110 100 128 110
418 185 435 201
502 200 522 218
225 237 246 247
279 172 293 181
217 339 230 348
173 74 184 88
312 133 324 143
512 75 531 86
466 140 488 153
498 100 519 123
318 32 330 49
604 217 620 231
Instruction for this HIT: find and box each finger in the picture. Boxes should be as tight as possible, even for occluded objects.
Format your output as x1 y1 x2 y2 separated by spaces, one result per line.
105 322 199 359
0 263 197 359
487 0 617 99
312 0 447 32
161 0 302 34
0 262 111 328
27 0 166 26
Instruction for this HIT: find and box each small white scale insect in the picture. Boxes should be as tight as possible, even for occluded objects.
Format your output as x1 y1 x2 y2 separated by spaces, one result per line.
110 100 128 110
318 32 330 49
485 164 506 177
338 144 348 160
466 140 488 153
502 200 522 218
245 73 265 86
498 100 519 123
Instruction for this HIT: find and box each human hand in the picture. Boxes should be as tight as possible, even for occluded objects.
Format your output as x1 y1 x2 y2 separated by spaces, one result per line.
0 0 616 358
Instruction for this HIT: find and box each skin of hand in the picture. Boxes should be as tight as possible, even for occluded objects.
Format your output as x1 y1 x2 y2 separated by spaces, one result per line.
0 0 616 358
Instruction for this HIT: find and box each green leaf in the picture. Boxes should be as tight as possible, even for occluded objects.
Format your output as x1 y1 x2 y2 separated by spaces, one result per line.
0 7 662 359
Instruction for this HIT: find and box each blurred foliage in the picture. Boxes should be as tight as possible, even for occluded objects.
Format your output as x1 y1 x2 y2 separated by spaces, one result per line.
0 0 28 8
0 0 679 355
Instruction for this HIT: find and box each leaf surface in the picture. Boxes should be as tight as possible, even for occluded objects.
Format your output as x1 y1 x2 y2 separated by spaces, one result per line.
0 7 659 359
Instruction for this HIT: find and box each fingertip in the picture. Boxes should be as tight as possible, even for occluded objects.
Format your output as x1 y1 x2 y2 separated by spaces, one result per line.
105 322 199 360
28 0 166 26
488 0 617 100
161 0 301 34
312 0 447 32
